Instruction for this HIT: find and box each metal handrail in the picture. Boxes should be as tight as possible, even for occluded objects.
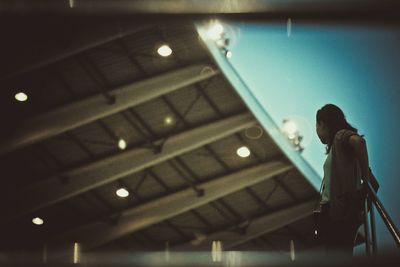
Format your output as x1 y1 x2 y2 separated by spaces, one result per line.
368 198 378 255
366 182 400 247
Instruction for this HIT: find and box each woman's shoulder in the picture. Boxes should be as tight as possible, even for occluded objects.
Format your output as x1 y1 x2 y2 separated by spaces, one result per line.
334 129 359 144
335 128 357 137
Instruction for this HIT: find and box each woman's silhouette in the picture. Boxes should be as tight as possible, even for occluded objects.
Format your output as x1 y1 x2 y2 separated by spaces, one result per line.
315 104 370 257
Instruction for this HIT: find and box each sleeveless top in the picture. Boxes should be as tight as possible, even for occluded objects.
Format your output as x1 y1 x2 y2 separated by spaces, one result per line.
320 149 332 205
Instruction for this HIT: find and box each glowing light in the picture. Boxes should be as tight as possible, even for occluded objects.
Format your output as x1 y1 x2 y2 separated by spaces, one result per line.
290 240 295 261
282 120 298 139
73 242 81 264
314 230 318 235
236 146 251 158
15 92 28 102
164 116 174 126
118 139 127 150
226 50 232 58
157 44 173 57
116 187 129 198
281 116 311 152
164 241 170 262
32 217 44 225
211 240 223 262
207 21 224 40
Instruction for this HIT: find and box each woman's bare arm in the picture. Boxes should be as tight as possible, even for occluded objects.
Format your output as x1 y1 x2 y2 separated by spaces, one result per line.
349 135 370 184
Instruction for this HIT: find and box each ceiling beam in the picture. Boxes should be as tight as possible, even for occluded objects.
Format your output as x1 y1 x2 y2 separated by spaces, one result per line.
3 112 255 221
49 160 293 248
0 63 218 155
176 199 315 251
1 0 399 19
0 23 154 81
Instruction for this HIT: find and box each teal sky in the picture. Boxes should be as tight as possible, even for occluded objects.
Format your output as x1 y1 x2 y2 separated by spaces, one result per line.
220 22 400 251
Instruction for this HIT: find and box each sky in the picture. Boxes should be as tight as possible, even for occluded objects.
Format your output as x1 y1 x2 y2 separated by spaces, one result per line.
201 21 400 252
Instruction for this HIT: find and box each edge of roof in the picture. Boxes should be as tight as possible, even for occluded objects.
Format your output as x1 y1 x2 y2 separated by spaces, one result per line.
195 22 321 191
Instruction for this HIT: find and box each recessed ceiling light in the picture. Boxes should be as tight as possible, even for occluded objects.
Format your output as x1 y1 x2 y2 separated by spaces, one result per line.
157 44 172 57
164 116 174 126
15 92 28 102
236 146 251 158
116 188 129 198
118 139 127 150
32 217 44 225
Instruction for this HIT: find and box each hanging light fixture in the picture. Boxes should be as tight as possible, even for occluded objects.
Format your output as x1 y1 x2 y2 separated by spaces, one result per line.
206 21 224 41
282 119 304 152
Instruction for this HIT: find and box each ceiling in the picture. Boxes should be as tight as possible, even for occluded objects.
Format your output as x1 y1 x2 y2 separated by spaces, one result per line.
0 17 320 261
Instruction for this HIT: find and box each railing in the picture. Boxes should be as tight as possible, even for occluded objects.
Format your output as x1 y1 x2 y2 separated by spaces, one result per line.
363 182 400 255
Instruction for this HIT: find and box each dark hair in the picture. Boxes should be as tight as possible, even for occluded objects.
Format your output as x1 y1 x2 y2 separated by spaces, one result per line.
316 104 359 154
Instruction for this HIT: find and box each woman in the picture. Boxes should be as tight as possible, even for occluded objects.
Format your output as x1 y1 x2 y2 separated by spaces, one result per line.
315 104 370 257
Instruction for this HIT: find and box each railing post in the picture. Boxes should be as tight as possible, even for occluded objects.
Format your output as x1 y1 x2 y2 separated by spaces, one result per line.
363 196 371 256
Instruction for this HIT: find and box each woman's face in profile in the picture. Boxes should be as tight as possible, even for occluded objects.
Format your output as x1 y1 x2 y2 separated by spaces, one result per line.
316 121 329 144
